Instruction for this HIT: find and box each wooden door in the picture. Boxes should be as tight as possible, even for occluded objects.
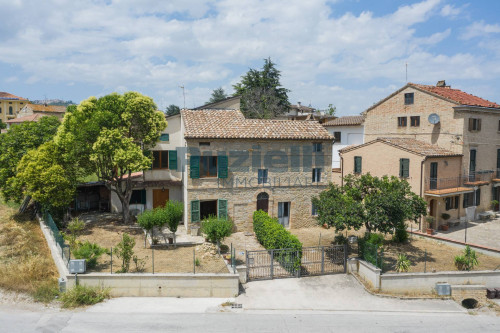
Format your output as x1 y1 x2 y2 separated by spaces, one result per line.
153 189 169 208
256 192 269 213
430 162 438 190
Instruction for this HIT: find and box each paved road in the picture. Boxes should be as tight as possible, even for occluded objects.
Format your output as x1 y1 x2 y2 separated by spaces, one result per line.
435 218 500 251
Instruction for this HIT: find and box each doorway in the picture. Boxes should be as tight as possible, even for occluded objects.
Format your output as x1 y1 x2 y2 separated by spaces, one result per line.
430 162 438 190
429 199 436 220
278 202 290 228
256 192 269 213
152 189 169 208
469 149 476 181
200 200 218 220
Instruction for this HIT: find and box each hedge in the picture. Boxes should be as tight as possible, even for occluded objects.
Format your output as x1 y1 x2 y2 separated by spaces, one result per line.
253 210 302 251
253 210 303 272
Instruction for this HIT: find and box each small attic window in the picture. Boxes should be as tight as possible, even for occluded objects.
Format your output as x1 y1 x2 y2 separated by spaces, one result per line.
199 142 210 146
404 93 414 105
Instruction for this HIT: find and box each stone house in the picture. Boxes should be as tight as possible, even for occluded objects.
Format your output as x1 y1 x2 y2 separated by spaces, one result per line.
17 103 66 119
111 109 333 232
343 81 500 229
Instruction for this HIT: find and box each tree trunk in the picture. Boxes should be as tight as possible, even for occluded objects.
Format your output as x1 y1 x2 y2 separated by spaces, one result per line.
173 232 176 248
122 199 131 224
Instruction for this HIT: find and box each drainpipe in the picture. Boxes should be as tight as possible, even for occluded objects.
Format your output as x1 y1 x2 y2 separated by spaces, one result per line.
340 155 344 187
419 157 427 231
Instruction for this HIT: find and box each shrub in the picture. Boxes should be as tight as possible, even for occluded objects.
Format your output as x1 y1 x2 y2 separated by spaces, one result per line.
201 216 233 247
441 213 451 220
61 218 85 249
132 255 147 272
396 253 411 273
114 233 135 273
358 232 384 269
33 280 59 303
60 285 110 308
491 200 499 210
137 209 156 241
333 234 347 245
72 241 108 269
392 223 408 243
454 245 479 271
366 233 384 247
252 210 302 271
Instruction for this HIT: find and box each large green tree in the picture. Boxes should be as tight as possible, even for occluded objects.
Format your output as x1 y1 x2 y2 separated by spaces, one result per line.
0 116 61 202
206 87 228 104
165 104 180 116
233 58 290 118
313 174 427 234
57 92 167 223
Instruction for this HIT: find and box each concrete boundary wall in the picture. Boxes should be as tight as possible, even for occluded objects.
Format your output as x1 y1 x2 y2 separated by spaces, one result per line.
66 273 240 297
37 215 69 276
349 258 500 294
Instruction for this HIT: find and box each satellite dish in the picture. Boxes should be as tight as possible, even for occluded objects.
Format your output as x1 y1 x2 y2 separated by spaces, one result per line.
428 113 440 125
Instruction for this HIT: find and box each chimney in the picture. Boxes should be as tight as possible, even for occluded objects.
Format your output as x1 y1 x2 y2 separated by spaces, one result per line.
436 80 448 88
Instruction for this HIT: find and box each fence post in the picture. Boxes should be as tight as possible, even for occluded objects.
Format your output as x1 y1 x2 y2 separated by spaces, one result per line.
424 249 427 273
110 247 113 274
270 250 274 279
321 246 325 274
152 247 154 274
343 243 348 273
245 250 249 281
296 250 301 278
193 248 195 274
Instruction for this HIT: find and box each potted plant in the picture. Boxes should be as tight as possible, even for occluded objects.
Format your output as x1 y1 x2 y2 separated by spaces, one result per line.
490 200 499 212
425 216 434 235
440 213 450 231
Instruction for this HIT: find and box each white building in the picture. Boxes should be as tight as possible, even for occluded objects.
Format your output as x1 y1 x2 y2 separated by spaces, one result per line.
323 115 365 168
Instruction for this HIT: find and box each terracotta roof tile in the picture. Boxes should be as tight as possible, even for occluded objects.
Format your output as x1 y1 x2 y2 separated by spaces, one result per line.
5 114 45 123
323 115 364 126
26 103 66 113
340 137 462 157
0 92 28 100
182 109 333 140
410 83 500 109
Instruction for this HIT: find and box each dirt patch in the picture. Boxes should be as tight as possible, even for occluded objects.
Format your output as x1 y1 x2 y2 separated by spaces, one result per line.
78 219 227 274
222 232 265 265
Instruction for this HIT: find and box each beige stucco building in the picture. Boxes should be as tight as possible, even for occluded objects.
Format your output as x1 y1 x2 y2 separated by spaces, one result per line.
342 81 500 229
0 92 28 123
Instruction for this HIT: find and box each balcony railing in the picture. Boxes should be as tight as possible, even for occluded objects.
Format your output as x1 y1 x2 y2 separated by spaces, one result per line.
424 170 494 192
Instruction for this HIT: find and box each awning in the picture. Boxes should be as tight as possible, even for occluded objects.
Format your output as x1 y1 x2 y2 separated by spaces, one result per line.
424 187 474 197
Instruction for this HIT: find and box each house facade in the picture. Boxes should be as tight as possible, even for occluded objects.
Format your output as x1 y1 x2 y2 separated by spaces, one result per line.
344 81 500 229
0 92 28 123
182 109 333 232
18 103 66 119
323 115 364 169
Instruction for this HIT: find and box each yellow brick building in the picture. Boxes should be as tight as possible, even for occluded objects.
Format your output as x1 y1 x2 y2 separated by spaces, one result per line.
0 92 28 123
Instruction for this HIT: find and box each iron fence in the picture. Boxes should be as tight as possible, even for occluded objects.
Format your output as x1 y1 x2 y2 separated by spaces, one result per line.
246 245 346 281
43 211 70 267
359 242 383 270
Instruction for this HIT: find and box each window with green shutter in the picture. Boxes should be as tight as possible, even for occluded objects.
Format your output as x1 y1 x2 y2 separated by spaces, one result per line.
218 199 228 219
354 156 362 174
191 200 200 222
400 158 410 178
159 133 169 141
218 155 228 179
190 156 200 178
169 150 177 170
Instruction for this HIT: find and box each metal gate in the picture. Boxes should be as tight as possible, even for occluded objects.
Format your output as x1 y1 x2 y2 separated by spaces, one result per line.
246 245 346 281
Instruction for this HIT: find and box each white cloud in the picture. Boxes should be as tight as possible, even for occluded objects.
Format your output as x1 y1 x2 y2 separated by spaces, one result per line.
461 21 500 40
440 4 462 18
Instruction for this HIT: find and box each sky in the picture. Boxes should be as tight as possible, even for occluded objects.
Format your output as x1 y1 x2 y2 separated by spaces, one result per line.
1 0 500 116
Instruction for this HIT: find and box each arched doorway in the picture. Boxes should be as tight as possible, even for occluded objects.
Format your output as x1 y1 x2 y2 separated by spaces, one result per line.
256 192 269 213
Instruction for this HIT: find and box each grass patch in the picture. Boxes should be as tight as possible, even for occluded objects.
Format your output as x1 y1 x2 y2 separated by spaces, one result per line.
60 285 110 308
33 280 60 303
0 203 59 297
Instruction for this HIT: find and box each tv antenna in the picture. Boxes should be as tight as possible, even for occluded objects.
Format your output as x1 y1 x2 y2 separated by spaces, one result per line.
179 85 186 109
405 62 408 83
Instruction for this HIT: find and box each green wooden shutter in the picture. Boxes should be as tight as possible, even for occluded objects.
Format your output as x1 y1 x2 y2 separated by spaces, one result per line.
140 189 146 205
190 156 200 179
159 133 169 141
354 156 362 174
191 200 200 222
400 158 409 178
169 150 177 170
218 199 228 219
218 155 228 179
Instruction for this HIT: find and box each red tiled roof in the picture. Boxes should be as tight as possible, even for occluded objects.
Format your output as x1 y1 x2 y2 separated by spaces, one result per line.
182 109 333 140
340 137 462 157
5 114 45 123
25 103 66 113
410 83 500 109
0 92 28 100
323 115 364 126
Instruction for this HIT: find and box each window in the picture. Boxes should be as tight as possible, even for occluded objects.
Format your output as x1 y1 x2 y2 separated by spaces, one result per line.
199 142 210 146
354 156 362 174
258 169 268 184
410 116 420 127
200 156 218 178
130 189 146 205
463 192 477 208
399 158 410 178
333 132 341 143
404 93 414 105
397 116 407 127
8 106 13 115
159 133 169 141
475 188 481 206
312 201 318 216
468 118 481 131
498 120 500 132
0 107 2 114
446 196 459 210
152 151 169 169
312 168 322 183
313 142 322 152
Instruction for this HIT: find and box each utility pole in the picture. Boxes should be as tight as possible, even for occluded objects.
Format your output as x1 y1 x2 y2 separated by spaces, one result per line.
179 85 186 109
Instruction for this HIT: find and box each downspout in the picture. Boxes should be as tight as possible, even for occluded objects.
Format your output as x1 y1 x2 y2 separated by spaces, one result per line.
419 157 427 231
340 155 344 187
